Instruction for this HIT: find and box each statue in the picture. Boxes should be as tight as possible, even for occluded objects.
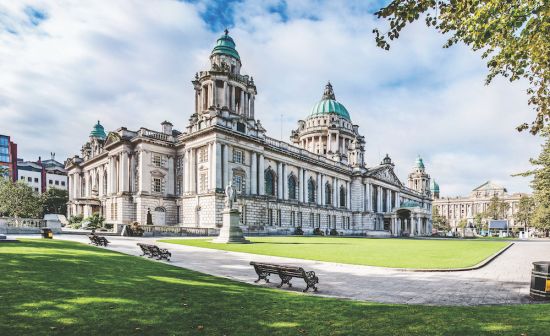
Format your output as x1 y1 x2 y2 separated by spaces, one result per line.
224 183 237 209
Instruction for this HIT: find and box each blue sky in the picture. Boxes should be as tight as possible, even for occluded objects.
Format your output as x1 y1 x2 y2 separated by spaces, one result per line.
0 0 541 196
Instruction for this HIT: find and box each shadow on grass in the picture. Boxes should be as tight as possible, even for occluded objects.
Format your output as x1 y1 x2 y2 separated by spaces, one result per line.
1 239 549 336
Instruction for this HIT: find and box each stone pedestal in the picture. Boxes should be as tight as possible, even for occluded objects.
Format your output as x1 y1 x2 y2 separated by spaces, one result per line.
213 208 250 244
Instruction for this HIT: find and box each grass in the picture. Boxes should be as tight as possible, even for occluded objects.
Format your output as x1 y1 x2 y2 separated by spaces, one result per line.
160 236 509 269
1 239 549 336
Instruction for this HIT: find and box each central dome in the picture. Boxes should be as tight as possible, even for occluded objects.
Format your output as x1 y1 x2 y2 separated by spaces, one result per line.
309 82 350 120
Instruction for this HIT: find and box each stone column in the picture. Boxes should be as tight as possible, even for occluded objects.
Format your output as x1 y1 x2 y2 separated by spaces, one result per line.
346 181 351 210
298 167 304 202
320 174 325 205
250 95 255 119
212 81 217 107
231 86 236 111
258 154 265 195
120 151 129 193
183 150 189 193
276 162 282 199
316 173 321 205
223 145 229 188
167 155 174 195
75 174 81 198
223 82 228 108
334 178 339 207
215 143 222 191
209 142 215 191
250 152 257 195
190 148 196 193
240 90 245 115
244 92 249 117
282 163 288 200
129 153 136 193
378 186 383 213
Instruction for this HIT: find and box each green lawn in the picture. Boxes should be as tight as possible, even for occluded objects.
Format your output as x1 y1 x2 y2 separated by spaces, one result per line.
160 236 509 269
1 239 549 336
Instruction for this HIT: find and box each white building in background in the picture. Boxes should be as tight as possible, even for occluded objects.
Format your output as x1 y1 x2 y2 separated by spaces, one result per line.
17 154 68 194
432 181 530 230
65 31 433 236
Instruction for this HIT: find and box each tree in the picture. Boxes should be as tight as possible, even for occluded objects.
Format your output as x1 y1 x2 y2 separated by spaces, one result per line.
432 207 449 231
517 126 550 235
474 213 486 231
0 180 43 219
373 0 549 134
42 188 69 216
457 218 468 237
485 195 510 220
515 195 535 231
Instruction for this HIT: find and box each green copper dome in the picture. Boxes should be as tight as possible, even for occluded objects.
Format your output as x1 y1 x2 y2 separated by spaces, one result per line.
431 180 440 192
90 120 106 140
416 156 425 169
211 29 240 61
309 82 351 121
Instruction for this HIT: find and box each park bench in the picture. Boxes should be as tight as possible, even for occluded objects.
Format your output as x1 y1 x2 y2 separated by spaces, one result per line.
87 234 110 247
137 243 171 261
250 261 319 292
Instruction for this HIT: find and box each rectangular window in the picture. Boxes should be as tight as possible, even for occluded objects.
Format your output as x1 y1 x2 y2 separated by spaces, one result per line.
232 174 245 194
34 178 38 183
27 177 31 182
309 213 314 227
298 212 302 227
20 176 24 180
233 149 244 164
316 214 321 228
61 181 66 186
153 178 162 193
34 188 38 192
176 206 180 224
152 154 162 167
49 180 53 184
290 211 295 227
268 209 274 226
198 146 208 163
277 209 282 227
199 173 208 193
55 180 59 185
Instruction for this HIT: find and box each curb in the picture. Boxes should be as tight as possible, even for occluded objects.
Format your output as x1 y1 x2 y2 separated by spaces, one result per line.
395 242 515 272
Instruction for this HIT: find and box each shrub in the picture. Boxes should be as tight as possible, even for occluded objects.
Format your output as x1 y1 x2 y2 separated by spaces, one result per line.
330 228 338 236
84 213 105 230
313 228 324 236
293 227 304 235
68 214 84 229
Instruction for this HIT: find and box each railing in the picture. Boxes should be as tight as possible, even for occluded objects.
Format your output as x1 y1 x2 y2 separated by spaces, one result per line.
139 225 219 237
264 136 350 171
138 128 175 142
0 217 47 228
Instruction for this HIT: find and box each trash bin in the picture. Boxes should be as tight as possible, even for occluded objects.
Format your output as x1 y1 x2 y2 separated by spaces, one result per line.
530 261 550 300
41 228 53 239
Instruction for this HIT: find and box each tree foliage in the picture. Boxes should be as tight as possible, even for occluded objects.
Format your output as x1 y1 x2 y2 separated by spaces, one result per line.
484 195 510 220
0 180 43 218
42 188 69 216
84 213 105 230
373 0 550 134
514 195 535 229
432 206 449 231
517 126 550 233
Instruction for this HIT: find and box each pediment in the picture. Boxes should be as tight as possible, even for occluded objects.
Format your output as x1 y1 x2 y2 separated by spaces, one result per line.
104 132 121 146
368 166 402 186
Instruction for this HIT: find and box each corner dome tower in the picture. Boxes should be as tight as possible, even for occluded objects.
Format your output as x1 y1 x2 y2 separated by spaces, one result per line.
211 30 240 61
90 121 106 140
309 82 350 120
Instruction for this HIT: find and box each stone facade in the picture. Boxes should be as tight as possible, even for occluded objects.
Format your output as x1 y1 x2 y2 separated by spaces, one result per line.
432 181 530 230
66 31 433 236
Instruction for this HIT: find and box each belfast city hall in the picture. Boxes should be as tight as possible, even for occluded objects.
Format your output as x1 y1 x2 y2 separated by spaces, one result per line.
66 31 434 237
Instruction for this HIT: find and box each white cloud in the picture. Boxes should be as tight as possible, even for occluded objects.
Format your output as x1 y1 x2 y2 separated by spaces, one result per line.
0 0 541 196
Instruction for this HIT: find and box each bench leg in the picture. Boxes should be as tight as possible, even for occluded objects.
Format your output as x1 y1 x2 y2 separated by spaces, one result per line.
277 275 292 288
254 272 270 283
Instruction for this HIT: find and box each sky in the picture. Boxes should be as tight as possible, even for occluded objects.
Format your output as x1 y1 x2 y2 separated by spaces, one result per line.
0 0 542 196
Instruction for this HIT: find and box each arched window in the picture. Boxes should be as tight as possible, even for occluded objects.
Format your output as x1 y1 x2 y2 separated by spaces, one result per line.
307 177 316 203
325 182 332 205
265 168 276 196
288 174 297 200
340 185 346 207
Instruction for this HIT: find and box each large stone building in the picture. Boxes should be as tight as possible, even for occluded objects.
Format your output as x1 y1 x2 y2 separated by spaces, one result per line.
66 31 433 236
432 180 530 230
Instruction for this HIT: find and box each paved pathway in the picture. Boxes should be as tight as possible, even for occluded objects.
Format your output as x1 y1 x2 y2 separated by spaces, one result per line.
46 235 550 306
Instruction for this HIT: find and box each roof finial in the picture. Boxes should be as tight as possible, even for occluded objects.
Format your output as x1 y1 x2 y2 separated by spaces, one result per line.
322 81 335 100
224 28 229 36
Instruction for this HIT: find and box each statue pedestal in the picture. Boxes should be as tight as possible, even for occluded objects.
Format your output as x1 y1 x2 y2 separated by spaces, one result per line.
213 208 250 244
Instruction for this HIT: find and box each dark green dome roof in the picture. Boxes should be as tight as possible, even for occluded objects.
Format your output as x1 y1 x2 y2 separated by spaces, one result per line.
309 82 350 120
416 156 425 169
431 180 440 192
211 30 240 61
90 120 106 140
